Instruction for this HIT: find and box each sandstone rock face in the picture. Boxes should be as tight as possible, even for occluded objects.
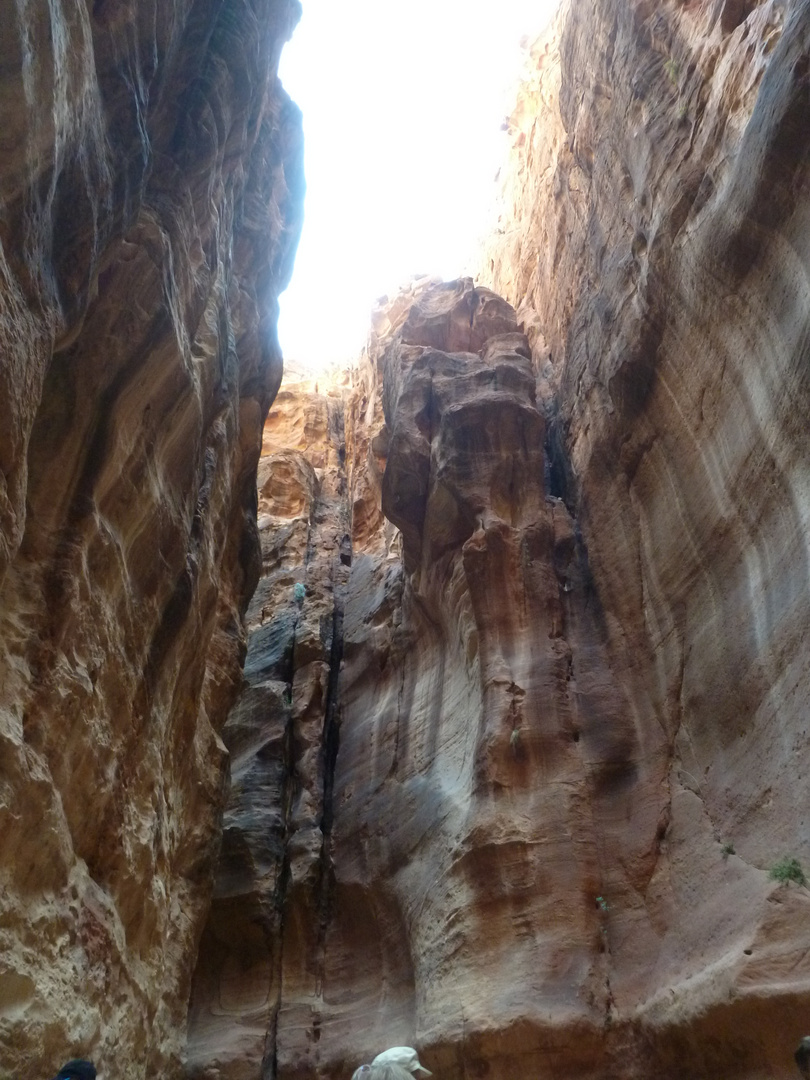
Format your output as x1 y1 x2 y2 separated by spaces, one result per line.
204 89 810 1070
480 0 810 1074
194 280 646 1080
5 0 809 1074
0 2 303 1076
186 373 351 1080
181 0 810 1073
321 280 632 1079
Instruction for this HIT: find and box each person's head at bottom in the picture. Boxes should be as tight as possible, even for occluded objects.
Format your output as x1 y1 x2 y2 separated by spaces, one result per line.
54 1060 96 1080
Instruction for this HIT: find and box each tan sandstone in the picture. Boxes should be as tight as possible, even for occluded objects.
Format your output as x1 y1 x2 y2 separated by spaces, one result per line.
3 0 810 1078
0 2 304 1076
481 0 810 1074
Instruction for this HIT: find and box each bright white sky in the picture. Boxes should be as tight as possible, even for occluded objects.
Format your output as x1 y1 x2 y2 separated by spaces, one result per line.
277 0 558 371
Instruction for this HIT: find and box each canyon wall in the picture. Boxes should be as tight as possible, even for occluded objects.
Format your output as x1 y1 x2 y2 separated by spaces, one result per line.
191 1 810 1078
191 280 640 1080
3 0 809 1077
185 370 351 1080
481 0 810 1071
0 1 303 1076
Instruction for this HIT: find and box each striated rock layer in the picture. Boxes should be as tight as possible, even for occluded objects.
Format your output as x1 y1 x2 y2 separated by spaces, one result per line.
481 0 810 1075
193 279 641 1080
5 0 808 1075
192 0 810 1076
0 1 303 1076
207 150 810 1071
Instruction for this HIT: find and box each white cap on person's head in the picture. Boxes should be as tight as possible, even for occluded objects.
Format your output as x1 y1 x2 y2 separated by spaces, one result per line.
372 1047 432 1076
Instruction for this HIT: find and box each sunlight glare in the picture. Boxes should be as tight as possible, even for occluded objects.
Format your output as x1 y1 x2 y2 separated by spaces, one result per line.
277 0 559 372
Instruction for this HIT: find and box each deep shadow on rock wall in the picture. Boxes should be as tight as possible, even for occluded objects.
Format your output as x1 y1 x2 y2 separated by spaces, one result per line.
186 375 351 1079
0 2 303 1076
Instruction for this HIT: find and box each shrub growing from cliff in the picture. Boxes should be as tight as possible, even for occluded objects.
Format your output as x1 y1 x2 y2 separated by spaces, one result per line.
769 857 807 886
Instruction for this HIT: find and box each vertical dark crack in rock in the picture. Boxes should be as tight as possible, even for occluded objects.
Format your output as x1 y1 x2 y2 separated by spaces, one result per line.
188 378 351 1080
313 396 349 1043
320 585 345 841
263 635 297 1080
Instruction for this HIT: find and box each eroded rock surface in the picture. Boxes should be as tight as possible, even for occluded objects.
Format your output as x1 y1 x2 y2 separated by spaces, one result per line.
186 374 350 1080
207 142 810 1074
162 0 810 1074
319 280 633 1079
5 0 810 1076
0 2 303 1076
196 280 649 1080
481 0 810 1074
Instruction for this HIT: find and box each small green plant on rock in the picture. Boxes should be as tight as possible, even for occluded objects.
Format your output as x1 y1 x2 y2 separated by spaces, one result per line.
509 728 521 757
664 57 680 86
595 895 610 943
769 856 807 886
721 841 735 858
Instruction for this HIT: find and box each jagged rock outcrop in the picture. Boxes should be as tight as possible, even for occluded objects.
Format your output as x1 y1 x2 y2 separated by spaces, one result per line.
0 2 303 1076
